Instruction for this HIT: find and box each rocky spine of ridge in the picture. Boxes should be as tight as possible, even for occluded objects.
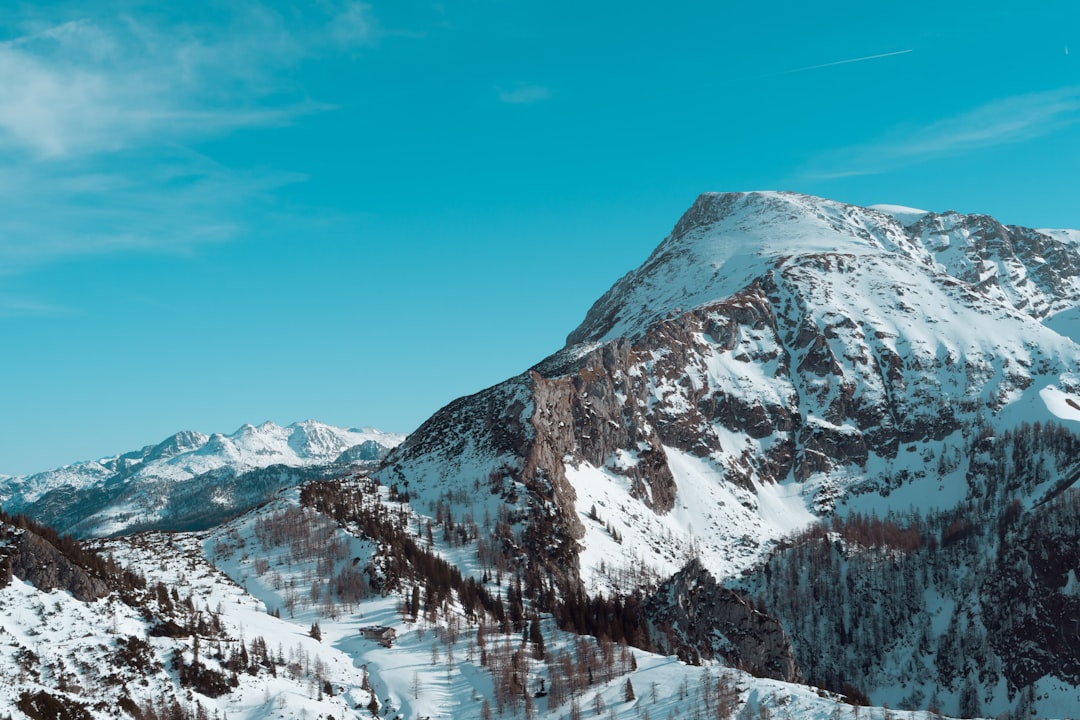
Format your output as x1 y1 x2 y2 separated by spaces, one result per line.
910 211 1080 318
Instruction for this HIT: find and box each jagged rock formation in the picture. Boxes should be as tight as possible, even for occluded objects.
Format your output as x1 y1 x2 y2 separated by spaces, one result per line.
9 190 1080 719
369 191 1080 717
644 558 801 683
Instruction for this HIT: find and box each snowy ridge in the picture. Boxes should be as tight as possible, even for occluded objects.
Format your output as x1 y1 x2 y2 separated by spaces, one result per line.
569 191 1080 345
366 191 1080 717
867 203 930 226
8 190 1080 718
3 420 403 505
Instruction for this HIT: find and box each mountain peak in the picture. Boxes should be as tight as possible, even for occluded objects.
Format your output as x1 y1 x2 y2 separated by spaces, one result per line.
567 192 1080 346
567 191 921 345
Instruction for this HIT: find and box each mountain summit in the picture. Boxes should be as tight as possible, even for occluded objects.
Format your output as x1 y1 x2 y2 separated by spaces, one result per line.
569 191 1080 345
365 191 1080 716
7 192 1080 719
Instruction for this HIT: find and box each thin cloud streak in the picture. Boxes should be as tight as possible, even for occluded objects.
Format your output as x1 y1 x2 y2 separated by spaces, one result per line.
0 297 73 317
771 49 913 76
0 8 356 159
0 149 306 274
803 86 1080 180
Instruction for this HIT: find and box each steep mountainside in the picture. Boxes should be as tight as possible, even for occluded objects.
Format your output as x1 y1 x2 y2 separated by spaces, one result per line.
1 420 404 537
374 191 1080 717
0 506 382 720
0 482 935 720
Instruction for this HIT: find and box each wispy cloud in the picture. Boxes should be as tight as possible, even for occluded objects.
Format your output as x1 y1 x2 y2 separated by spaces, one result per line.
804 86 1080 180
0 297 73 318
327 2 377 47
0 148 307 275
497 84 552 105
0 5 368 159
0 2 378 279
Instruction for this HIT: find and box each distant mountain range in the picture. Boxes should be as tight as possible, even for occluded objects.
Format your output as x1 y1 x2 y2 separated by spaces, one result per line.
0 420 404 536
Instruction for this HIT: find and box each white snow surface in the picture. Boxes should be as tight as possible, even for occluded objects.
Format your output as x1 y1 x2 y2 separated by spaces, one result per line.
574 447 817 593
868 203 930 226
1038 385 1080 422
8 191 1080 717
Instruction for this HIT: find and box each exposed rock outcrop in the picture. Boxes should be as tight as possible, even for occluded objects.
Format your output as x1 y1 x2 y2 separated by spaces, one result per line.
0 527 109 601
645 558 802 683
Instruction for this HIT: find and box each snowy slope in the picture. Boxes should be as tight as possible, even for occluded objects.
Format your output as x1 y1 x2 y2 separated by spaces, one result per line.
8 190 1080 719
0 486 959 720
358 191 1080 718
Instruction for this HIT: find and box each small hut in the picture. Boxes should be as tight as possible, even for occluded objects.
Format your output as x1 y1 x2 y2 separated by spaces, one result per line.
359 625 397 648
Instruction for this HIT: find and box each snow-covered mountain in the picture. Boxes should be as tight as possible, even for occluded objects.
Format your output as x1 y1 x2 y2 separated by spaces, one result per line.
0 420 404 537
0 484 934 720
380 191 1080 586
371 191 1080 717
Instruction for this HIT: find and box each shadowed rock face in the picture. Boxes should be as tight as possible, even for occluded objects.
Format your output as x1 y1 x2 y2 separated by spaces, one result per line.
644 558 802 683
0 528 109 601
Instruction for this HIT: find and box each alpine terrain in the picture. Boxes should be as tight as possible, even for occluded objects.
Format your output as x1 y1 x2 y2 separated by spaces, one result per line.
4 191 1080 719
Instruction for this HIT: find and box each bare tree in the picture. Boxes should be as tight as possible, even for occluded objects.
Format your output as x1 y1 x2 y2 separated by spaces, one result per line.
411 671 422 699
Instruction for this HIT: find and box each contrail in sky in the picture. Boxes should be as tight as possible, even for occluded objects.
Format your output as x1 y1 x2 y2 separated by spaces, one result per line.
779 49 914 75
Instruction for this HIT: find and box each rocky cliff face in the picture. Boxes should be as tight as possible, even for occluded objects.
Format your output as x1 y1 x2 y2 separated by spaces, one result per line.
644 558 802 683
909 210 1080 319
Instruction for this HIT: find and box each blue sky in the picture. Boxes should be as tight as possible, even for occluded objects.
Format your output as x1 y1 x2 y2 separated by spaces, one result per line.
2 1 1078 474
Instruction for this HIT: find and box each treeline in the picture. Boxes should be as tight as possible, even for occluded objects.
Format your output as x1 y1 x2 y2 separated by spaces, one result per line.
784 512 926 554
749 483 1080 718
301 476 657 647
301 474 684 719
238 503 369 617
969 419 1080 507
